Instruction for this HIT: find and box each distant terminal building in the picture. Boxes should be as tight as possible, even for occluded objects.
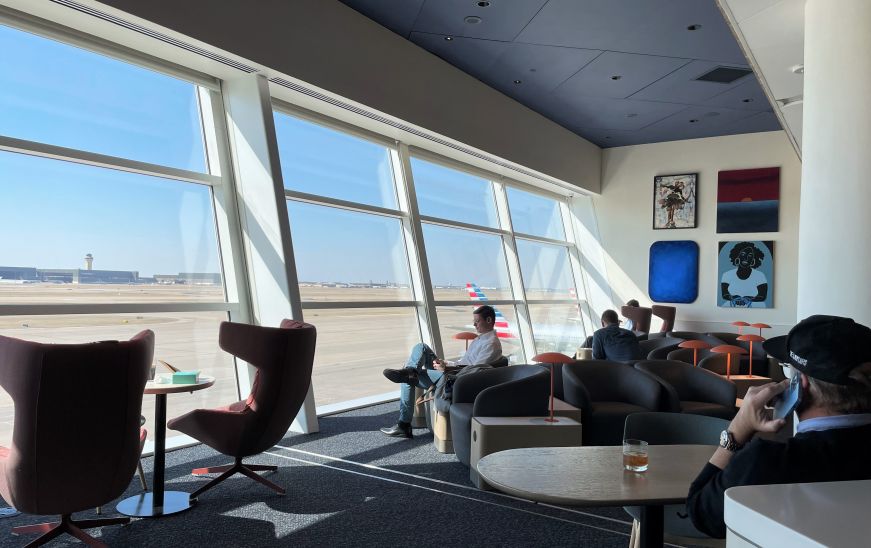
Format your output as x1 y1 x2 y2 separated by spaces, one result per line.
0 266 39 281
178 272 222 285
36 268 139 284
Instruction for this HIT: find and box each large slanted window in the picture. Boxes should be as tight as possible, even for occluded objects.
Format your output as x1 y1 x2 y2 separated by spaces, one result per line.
508 188 584 355
274 109 419 406
0 24 241 439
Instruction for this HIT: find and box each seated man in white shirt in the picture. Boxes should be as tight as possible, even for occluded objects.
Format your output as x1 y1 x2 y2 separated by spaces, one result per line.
380 305 502 439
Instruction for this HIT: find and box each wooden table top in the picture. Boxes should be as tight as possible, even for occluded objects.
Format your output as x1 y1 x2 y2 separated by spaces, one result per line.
145 375 215 395
476 445 716 507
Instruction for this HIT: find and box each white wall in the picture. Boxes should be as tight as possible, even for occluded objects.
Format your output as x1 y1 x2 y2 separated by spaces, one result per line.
590 130 801 336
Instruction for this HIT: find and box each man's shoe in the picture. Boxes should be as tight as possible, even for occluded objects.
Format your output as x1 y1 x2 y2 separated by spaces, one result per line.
380 422 413 438
383 368 418 385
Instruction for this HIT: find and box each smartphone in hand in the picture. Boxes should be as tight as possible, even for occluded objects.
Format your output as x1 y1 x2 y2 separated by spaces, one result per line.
773 373 802 420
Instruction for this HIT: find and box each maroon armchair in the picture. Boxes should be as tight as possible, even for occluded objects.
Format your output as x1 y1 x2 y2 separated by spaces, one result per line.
651 305 676 333
621 305 652 334
0 331 153 547
168 320 316 500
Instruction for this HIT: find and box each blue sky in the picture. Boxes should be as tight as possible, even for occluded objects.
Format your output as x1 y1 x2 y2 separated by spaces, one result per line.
0 23 573 291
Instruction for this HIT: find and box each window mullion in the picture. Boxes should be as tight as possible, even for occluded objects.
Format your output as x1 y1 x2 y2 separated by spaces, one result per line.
394 144 443 357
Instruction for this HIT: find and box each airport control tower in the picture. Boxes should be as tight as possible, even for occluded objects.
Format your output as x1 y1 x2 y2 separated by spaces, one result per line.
84 253 93 271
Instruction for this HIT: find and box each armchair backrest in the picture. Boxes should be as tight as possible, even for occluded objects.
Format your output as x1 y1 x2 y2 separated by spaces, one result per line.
0 330 153 515
638 337 684 360
651 305 676 333
624 412 729 445
621 305 652 334
635 359 735 407
563 361 662 413
219 320 316 455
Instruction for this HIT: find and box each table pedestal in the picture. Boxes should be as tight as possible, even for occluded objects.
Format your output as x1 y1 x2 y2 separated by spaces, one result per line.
639 505 664 548
117 393 193 518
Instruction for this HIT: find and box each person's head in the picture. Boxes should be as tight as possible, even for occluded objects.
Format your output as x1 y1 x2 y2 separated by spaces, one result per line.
729 242 765 269
764 315 871 417
472 305 496 334
601 309 619 327
626 299 639 308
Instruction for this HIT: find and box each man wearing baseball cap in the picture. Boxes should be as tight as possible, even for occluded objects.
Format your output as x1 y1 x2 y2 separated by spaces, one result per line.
687 315 871 538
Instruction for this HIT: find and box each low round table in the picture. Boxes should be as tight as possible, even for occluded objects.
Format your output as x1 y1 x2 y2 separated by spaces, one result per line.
477 445 715 548
117 376 215 518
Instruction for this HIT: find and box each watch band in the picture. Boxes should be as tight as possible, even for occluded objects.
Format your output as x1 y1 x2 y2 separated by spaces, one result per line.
720 430 745 452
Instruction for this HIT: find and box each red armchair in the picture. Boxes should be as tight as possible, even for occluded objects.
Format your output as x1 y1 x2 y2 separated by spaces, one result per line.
168 320 316 500
0 331 153 547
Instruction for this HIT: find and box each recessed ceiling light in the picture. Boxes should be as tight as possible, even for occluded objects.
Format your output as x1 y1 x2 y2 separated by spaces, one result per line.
444 36 453 41
742 98 754 103
477 1 491 6
513 79 522 84
625 113 638 118
791 64 804 74
687 24 702 31
689 119 699 123
465 15 482 24
610 75 622 81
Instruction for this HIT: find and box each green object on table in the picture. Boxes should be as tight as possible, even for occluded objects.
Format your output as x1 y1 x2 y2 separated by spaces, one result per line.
171 371 199 384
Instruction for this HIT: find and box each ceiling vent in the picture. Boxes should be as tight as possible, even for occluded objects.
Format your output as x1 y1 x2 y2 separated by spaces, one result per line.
694 66 753 84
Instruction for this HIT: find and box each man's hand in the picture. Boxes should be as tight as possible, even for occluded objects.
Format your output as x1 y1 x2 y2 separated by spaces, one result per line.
433 359 447 372
729 380 789 445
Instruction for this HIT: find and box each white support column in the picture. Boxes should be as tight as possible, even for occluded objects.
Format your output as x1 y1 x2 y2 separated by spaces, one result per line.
222 73 318 433
798 0 871 325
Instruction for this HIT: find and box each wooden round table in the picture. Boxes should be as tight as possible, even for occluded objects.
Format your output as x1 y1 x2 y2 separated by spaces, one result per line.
477 445 716 548
117 376 215 518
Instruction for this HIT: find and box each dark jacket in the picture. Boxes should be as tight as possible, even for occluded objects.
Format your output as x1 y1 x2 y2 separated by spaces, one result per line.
687 423 871 538
591 324 641 362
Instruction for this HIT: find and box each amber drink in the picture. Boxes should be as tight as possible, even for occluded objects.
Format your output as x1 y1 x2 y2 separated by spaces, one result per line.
623 439 649 472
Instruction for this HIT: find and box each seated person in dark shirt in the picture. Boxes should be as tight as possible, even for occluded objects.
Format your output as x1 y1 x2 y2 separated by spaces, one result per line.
687 315 871 538
591 309 642 362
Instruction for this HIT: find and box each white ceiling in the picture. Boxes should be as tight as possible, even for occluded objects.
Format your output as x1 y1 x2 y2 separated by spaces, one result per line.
719 0 804 153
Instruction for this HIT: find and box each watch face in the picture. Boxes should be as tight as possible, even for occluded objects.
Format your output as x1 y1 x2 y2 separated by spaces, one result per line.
720 430 729 446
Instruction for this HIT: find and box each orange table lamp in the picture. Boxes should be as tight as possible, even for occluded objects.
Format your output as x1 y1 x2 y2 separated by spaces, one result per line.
453 331 477 351
737 334 765 377
678 340 712 367
750 323 771 337
731 321 750 334
710 344 748 379
532 352 573 423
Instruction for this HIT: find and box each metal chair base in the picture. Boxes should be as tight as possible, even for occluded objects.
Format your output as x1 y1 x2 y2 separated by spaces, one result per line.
190 457 283 500
12 513 129 548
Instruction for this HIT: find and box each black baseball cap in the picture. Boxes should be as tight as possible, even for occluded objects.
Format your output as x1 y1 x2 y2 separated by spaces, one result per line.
763 315 871 385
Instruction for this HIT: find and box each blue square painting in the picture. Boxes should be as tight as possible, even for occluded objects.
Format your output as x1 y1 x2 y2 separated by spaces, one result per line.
649 241 699 303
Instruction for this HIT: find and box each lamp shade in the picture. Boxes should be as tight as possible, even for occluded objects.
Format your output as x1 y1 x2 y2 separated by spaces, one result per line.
678 340 712 349
736 334 765 343
453 332 477 341
532 352 573 364
711 345 748 355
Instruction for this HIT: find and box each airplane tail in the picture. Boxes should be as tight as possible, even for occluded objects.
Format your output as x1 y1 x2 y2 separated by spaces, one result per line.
466 283 515 339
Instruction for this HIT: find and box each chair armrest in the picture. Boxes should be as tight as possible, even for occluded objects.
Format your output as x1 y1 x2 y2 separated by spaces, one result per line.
689 369 737 407
451 367 505 404
473 369 549 417
561 365 594 417
634 366 681 412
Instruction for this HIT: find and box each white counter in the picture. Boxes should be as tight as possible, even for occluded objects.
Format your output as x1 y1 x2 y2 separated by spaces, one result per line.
725 480 871 547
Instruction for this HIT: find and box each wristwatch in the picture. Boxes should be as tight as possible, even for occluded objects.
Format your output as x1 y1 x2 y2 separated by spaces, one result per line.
719 430 744 452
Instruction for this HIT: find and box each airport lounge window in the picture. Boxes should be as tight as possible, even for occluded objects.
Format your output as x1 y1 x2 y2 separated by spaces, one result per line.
0 24 207 172
506 186 567 240
411 157 500 229
0 23 236 440
273 111 399 210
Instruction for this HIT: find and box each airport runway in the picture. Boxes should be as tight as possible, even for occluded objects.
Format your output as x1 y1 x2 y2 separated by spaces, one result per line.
0 284 581 441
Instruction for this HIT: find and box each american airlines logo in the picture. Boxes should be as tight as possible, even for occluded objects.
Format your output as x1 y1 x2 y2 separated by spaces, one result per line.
790 351 808 366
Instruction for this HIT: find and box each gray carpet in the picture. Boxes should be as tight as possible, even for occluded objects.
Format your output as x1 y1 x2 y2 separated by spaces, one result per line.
0 403 649 547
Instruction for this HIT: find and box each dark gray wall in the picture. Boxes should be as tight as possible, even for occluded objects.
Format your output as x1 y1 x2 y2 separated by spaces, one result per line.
98 0 601 191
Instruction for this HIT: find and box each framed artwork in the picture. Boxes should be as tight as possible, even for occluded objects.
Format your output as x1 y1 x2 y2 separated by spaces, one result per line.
653 173 697 229
717 167 780 233
717 241 774 308
648 240 699 303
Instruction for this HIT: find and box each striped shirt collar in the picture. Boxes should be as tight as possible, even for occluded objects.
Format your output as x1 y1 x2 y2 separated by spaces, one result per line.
796 413 871 434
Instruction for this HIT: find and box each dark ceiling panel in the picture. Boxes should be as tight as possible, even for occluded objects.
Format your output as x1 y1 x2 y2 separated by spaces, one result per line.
341 0 425 38
702 79 774 112
410 32 509 74
480 43 601 95
515 0 747 64
629 60 750 104
412 0 548 41
341 0 782 148
554 51 690 100
561 96 688 131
